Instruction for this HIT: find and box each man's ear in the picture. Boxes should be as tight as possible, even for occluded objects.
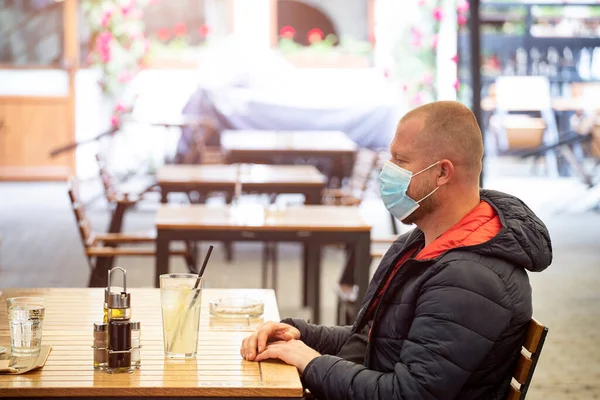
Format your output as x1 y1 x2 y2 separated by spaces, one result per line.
437 159 454 186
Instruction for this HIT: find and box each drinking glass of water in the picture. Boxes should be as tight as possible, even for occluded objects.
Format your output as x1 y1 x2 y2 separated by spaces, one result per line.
7 297 45 356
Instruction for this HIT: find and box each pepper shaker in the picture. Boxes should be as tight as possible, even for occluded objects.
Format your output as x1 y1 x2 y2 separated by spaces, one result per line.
92 322 108 370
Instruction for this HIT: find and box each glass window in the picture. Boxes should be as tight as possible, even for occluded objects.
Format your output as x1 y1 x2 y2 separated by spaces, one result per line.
79 0 209 66
0 0 64 66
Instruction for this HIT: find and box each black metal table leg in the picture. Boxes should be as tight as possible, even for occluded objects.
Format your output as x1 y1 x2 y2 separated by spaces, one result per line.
354 232 371 310
156 233 170 288
302 243 309 307
305 241 322 324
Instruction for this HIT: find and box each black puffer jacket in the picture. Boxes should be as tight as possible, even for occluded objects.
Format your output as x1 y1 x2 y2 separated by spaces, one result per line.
283 190 552 400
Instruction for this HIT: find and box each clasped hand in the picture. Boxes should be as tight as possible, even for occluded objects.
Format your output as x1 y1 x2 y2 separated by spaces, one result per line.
240 321 321 374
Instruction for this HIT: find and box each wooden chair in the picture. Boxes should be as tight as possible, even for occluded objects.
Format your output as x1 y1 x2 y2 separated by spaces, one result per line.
322 148 380 206
95 153 160 233
507 318 549 400
67 177 197 287
178 117 224 165
335 236 397 325
490 77 560 175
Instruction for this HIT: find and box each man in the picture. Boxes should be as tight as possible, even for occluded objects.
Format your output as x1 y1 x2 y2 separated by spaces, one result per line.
240 101 552 399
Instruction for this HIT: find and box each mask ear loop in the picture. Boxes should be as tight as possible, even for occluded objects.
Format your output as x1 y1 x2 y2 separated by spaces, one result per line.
412 160 441 177
416 185 439 203
413 161 441 203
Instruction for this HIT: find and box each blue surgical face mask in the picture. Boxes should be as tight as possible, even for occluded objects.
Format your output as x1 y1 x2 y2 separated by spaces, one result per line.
379 160 440 221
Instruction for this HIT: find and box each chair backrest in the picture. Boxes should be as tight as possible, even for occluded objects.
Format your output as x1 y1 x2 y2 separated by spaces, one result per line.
180 118 221 164
67 177 95 251
507 318 549 400
95 153 118 203
349 148 380 200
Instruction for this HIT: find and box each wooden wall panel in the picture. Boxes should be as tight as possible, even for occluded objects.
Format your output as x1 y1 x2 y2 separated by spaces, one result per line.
0 99 74 181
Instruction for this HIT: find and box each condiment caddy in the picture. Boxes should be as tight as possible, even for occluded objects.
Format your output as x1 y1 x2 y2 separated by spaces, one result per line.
92 267 141 372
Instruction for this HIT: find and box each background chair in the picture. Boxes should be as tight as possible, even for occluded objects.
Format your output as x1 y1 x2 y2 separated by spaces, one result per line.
95 152 160 233
489 76 560 176
322 148 381 206
67 177 197 287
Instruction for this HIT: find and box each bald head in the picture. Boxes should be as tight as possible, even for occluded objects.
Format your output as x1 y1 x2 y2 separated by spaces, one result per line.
393 101 483 182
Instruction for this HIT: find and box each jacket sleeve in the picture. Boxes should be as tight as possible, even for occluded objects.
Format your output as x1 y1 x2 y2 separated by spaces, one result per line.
280 318 352 356
301 262 514 400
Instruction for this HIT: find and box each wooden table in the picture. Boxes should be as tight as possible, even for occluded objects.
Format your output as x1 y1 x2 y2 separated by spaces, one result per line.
0 288 302 399
155 204 372 324
221 131 358 187
157 164 327 205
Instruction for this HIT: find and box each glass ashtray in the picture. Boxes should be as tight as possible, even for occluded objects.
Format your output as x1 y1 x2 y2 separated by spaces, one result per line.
209 297 264 319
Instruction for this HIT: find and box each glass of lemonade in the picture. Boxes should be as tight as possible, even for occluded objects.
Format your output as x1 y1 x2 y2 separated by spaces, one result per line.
7 297 45 356
160 274 202 358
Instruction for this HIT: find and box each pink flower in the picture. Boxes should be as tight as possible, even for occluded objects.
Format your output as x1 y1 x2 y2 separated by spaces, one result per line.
100 48 111 63
115 103 127 113
100 10 112 27
458 14 468 25
307 28 324 44
280 25 296 39
97 31 113 45
383 68 390 79
402 84 408 92
173 23 187 37
157 27 170 41
111 114 120 128
457 0 470 13
453 79 461 91
432 34 438 49
121 5 132 16
433 7 443 22
451 54 459 63
199 24 210 37
95 32 113 63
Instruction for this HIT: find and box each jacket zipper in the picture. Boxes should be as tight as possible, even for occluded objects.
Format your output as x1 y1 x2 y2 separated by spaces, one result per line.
354 232 425 333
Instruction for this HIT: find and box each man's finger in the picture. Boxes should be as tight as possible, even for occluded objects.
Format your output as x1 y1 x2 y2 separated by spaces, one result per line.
248 322 276 359
240 336 249 359
256 323 276 353
254 346 280 362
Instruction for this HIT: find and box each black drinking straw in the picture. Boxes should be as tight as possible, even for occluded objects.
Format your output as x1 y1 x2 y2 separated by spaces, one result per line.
168 245 214 352
189 244 213 306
